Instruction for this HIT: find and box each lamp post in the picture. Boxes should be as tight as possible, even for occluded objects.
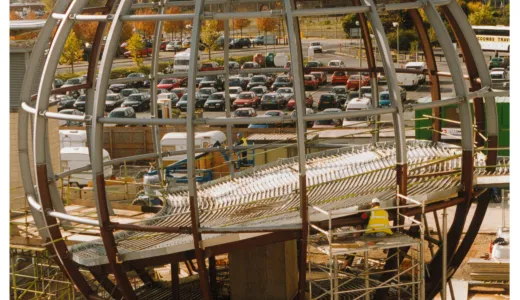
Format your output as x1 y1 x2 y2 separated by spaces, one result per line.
393 22 399 65
356 21 361 97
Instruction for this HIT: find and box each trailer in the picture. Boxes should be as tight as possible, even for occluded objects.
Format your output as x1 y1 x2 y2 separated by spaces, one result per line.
60 147 113 186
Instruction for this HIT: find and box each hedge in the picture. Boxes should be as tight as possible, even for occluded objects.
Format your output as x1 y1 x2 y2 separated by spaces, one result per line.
55 72 86 81
203 55 254 67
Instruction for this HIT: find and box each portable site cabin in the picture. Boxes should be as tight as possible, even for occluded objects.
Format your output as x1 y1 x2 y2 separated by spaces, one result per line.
60 147 113 186
59 129 87 148
161 131 227 163
173 49 200 72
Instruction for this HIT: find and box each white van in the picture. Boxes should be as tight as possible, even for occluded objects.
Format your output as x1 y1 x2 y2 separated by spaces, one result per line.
59 130 87 149
173 49 200 72
161 131 226 163
342 97 373 128
60 147 113 186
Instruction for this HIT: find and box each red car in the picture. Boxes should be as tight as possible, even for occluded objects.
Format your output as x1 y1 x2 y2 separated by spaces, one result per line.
287 93 314 110
232 92 260 109
304 75 319 90
160 41 169 51
156 78 181 90
331 71 349 85
200 61 225 72
310 71 327 85
171 87 187 98
123 47 152 58
346 75 370 90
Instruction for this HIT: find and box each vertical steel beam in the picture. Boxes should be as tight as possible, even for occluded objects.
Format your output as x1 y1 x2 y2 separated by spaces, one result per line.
353 0 379 144
408 9 442 142
223 1 234 178
185 1 212 299
150 0 166 180
171 262 180 300
283 1 308 299
442 2 499 167
209 255 218 297
441 208 447 300
90 0 137 298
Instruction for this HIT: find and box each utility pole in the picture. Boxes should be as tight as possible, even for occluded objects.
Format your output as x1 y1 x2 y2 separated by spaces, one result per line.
356 21 361 97
393 22 399 65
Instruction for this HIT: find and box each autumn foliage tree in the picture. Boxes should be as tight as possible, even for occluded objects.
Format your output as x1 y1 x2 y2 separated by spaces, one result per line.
127 33 145 67
233 18 251 37
256 18 278 46
59 31 83 73
10 11 21 20
134 9 156 39
74 21 99 43
201 20 222 60
163 7 187 40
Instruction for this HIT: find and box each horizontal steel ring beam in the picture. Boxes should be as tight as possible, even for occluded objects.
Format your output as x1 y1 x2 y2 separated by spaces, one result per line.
52 13 113 21
47 210 100 226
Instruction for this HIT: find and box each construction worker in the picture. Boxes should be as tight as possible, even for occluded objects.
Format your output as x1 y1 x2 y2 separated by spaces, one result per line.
234 133 248 168
361 198 393 237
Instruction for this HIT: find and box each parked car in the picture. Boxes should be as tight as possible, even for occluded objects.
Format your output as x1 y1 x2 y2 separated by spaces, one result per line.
121 93 150 112
247 75 268 90
309 41 323 53
58 109 84 126
200 61 224 72
228 86 243 103
156 78 181 90
119 88 139 99
109 82 127 93
331 86 349 106
203 92 226 111
310 71 327 85
62 77 86 89
312 108 343 129
276 87 294 102
360 86 373 99
198 87 218 102
126 73 147 89
489 57 508 69
228 61 241 71
332 71 349 85
327 59 345 69
346 75 370 90
228 77 243 88
160 41 170 51
249 86 269 98
57 95 77 111
230 38 251 48
123 43 152 58
287 93 314 110
272 75 293 90
199 75 224 90
377 87 406 105
304 61 324 73
260 92 286 110
171 87 187 98
73 95 87 112
248 115 278 129
165 41 182 52
176 93 204 111
304 75 319 90
241 61 260 70
317 93 339 110
104 93 125 112
55 78 64 88
233 91 260 109
290 108 315 127
343 97 373 127
238 73 253 87
490 68 508 80
344 91 360 108
232 107 257 128
107 107 136 125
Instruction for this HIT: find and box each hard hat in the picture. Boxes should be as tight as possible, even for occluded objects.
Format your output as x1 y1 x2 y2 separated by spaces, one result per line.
371 198 380 204
237 133 243 138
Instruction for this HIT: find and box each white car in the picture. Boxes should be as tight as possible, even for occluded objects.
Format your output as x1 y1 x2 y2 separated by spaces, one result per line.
276 87 294 101
165 41 182 51
490 68 508 80
328 60 345 68
228 87 243 102
309 41 323 53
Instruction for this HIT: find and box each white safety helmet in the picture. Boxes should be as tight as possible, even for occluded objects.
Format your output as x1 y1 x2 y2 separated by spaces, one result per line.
371 198 380 204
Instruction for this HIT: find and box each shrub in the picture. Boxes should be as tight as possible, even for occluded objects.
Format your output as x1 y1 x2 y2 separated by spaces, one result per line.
202 55 254 67
56 72 85 81
387 29 418 52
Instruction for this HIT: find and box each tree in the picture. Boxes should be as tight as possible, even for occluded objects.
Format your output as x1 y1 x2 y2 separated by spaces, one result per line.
59 31 83 73
120 22 134 44
469 3 496 25
10 11 21 20
127 33 145 67
164 7 185 40
201 20 222 60
74 21 98 43
43 0 56 12
233 19 251 37
256 17 278 49
26 11 38 20
134 9 156 39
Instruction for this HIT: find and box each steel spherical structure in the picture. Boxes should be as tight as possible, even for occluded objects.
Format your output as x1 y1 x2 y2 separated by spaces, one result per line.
18 0 502 299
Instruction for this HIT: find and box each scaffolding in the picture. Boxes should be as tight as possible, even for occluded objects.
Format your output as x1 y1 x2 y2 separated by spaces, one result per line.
308 193 425 300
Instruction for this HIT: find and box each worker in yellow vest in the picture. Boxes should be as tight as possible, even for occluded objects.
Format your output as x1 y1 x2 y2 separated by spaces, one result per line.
361 198 393 237
234 133 248 168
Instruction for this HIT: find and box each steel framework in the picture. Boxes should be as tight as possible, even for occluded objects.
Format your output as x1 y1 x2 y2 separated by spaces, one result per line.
18 0 508 299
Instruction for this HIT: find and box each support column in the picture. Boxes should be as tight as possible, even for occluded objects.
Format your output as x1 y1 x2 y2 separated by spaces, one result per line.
171 262 180 300
229 240 298 300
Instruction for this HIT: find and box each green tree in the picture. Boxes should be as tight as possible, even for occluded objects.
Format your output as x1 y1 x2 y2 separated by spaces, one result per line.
341 14 358 38
201 20 222 60
59 31 83 73
469 3 496 25
127 33 145 67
